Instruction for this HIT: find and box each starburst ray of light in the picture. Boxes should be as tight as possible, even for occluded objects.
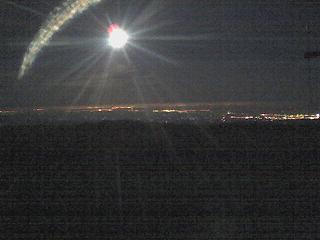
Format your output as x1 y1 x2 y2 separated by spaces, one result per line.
18 0 102 79
4 0 45 16
67 51 105 106
128 42 177 65
54 50 103 86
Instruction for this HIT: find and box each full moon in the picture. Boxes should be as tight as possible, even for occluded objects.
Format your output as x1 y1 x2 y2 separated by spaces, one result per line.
108 24 129 49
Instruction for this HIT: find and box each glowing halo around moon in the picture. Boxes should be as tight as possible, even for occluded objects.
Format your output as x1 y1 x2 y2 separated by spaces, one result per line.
108 24 129 49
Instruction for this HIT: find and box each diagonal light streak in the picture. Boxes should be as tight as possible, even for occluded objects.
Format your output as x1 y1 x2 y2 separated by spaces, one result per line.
19 0 103 79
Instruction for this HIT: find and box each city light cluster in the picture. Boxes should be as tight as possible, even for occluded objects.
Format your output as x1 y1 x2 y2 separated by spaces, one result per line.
223 113 320 121
1 106 320 123
153 109 210 113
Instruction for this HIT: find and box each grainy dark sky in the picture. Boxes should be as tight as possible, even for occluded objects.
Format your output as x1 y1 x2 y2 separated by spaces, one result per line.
1 0 320 108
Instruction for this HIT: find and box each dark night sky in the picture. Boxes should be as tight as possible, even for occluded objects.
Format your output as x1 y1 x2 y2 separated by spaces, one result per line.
1 0 320 108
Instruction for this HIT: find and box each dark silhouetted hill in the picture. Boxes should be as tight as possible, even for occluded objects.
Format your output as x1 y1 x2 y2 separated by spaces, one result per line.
1 121 320 239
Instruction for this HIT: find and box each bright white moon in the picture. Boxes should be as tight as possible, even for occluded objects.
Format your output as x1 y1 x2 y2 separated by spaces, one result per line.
108 27 129 49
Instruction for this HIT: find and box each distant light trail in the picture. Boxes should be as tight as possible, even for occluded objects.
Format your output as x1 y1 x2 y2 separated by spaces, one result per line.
18 0 102 79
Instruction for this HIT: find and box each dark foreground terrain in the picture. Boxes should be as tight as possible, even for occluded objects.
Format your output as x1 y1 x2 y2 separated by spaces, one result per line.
1 121 320 239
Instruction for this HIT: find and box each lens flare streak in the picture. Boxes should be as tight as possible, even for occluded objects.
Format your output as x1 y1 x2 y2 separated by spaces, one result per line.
18 0 102 79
